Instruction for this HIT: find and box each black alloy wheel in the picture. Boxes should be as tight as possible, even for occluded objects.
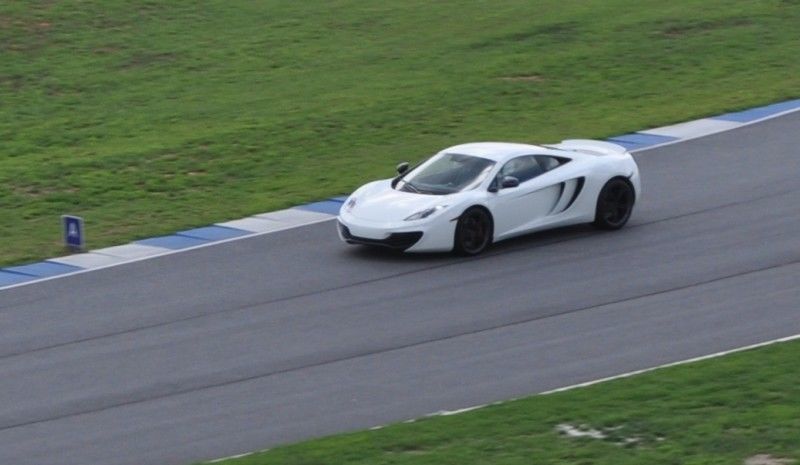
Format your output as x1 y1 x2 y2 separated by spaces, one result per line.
593 177 635 230
454 207 493 255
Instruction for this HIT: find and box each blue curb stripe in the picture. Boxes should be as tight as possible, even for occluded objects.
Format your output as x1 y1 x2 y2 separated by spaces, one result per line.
4 261 83 278
0 271 37 286
607 132 679 149
713 99 800 123
296 199 345 215
603 139 642 150
136 235 210 250
177 225 250 241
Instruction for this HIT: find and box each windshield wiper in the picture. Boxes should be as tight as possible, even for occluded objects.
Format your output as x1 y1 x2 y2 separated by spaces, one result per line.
402 181 421 193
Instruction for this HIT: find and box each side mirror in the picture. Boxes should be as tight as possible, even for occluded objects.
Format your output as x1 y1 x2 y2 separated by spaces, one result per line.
396 162 409 175
501 176 520 189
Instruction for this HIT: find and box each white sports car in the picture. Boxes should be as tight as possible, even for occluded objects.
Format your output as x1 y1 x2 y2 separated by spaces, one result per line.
338 140 641 255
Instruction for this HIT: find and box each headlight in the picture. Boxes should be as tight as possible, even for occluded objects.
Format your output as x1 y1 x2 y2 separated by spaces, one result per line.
344 197 357 212
404 205 448 221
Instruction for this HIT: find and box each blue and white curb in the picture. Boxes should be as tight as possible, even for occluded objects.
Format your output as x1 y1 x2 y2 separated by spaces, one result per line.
0 205 342 289
2 98 799 290
613 98 800 152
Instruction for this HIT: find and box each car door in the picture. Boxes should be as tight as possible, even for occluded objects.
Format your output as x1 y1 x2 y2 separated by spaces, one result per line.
489 155 565 238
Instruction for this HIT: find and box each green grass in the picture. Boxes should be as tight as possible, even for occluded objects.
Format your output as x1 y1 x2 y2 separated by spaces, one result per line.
205 340 800 465
1 0 799 265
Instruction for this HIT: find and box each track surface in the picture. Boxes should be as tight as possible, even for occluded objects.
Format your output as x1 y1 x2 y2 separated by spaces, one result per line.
1 112 799 465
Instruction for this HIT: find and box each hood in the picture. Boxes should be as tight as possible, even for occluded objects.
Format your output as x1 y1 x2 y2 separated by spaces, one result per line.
350 180 452 222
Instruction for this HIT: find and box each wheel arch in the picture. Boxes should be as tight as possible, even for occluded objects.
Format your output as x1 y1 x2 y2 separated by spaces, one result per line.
593 175 636 229
615 174 637 203
459 204 495 234
453 204 495 254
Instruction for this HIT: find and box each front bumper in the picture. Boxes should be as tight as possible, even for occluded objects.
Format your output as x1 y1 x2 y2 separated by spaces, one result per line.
337 211 457 253
338 223 423 250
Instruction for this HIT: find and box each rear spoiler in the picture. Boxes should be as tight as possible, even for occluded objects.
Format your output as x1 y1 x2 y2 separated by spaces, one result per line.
544 139 628 156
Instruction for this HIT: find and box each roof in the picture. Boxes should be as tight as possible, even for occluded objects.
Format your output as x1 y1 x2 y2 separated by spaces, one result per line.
440 142 555 162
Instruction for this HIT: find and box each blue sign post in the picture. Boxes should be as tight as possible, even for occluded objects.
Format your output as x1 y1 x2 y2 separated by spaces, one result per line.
62 215 84 251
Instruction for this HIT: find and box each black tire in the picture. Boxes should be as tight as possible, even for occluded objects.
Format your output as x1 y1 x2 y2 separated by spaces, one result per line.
593 177 635 230
454 207 493 255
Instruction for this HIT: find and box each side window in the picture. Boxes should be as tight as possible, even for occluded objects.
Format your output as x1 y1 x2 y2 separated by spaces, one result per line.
499 156 542 183
535 155 570 172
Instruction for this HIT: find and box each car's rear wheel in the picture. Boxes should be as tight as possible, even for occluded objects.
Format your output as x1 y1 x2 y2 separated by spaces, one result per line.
593 177 635 230
454 207 493 255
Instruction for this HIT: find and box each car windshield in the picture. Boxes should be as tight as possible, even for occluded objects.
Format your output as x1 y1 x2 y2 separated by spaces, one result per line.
396 153 496 195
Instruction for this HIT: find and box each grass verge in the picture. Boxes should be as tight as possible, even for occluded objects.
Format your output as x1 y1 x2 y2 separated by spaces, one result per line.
203 339 800 465
2 0 799 265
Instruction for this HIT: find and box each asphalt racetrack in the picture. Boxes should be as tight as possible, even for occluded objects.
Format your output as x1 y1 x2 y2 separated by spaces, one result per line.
1 112 799 465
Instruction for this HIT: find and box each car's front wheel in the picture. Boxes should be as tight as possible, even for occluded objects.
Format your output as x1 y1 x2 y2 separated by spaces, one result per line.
593 177 635 230
454 207 493 255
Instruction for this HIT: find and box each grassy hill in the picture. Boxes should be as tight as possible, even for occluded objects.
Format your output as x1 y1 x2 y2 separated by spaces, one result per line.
1 0 798 264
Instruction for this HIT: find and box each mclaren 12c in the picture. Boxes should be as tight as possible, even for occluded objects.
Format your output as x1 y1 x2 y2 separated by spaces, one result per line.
337 140 641 255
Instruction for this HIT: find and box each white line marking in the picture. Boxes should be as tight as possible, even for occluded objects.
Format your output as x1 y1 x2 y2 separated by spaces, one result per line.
539 332 800 395
429 404 489 416
202 333 800 463
206 452 253 463
417 333 800 422
205 448 270 464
